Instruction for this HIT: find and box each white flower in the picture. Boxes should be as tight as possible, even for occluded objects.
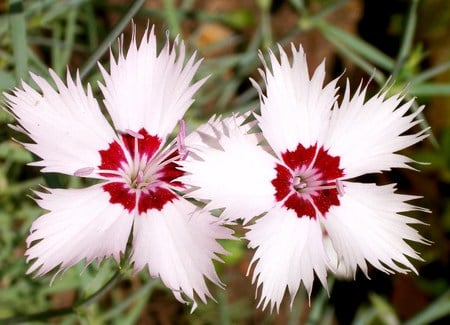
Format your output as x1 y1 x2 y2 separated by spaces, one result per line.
5 25 233 310
180 44 429 312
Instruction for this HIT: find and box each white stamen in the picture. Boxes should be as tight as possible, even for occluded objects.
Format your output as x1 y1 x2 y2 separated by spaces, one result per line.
177 119 188 160
293 176 307 190
136 170 144 184
336 179 345 196
74 167 95 177
124 129 144 139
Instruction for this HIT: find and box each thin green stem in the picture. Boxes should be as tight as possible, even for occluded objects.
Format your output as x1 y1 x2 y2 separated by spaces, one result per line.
313 0 349 21
410 60 450 85
392 0 420 78
0 269 124 324
322 30 387 85
404 289 450 325
405 95 439 147
163 0 181 37
8 0 28 81
77 269 123 308
79 0 146 79
307 276 335 325
260 5 273 48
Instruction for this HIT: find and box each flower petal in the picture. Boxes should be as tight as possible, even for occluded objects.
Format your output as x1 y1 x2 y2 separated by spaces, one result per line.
246 206 330 312
180 114 277 223
5 70 117 176
252 44 339 156
99 25 206 139
26 185 133 276
131 197 233 311
326 83 427 178
322 182 428 277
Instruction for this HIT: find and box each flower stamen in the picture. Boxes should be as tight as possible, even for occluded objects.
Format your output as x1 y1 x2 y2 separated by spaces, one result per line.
74 167 95 177
177 119 188 160
124 129 144 139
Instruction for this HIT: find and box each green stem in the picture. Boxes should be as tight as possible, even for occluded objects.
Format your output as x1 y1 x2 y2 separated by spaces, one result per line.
391 0 420 78
307 276 335 325
410 60 450 85
8 0 28 82
260 5 273 48
163 0 181 37
79 0 146 79
313 0 349 21
404 289 450 325
0 269 124 324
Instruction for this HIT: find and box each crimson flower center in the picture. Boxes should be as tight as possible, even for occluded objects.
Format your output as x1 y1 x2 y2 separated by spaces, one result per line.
79 128 184 214
271 143 344 219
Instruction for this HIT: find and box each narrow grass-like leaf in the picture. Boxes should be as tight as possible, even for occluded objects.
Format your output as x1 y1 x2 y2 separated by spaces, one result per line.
39 0 87 25
118 282 155 325
8 0 28 81
100 280 157 322
163 0 181 37
59 7 79 73
404 290 450 325
0 71 16 92
313 0 349 21
27 46 50 76
392 0 419 78
407 97 438 147
369 293 400 325
321 30 387 85
287 290 306 325
307 277 335 324
318 22 395 71
409 83 450 96
51 20 63 74
352 307 378 325
79 0 145 79
260 5 273 48
410 60 450 85
83 2 99 52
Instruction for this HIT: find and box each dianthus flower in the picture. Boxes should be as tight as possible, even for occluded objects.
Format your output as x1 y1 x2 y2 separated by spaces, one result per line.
5 26 232 310
180 45 429 311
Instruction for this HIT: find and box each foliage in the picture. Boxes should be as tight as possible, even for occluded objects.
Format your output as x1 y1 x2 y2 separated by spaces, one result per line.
0 0 449 323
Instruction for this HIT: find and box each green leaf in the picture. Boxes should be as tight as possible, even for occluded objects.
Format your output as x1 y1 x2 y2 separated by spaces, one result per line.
318 22 395 71
368 293 400 325
409 83 450 97
410 60 450 85
8 0 28 81
0 70 16 92
405 290 450 325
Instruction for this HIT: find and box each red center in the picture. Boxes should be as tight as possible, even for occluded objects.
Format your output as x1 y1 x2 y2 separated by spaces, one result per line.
271 143 344 219
98 128 183 214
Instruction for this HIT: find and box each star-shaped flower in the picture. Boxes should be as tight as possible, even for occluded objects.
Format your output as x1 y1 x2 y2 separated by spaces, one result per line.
5 25 232 310
180 45 429 311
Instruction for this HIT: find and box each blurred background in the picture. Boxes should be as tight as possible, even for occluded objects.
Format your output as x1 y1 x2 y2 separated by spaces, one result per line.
0 0 449 324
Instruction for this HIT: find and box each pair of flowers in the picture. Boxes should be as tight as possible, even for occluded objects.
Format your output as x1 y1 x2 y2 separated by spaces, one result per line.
4 25 427 312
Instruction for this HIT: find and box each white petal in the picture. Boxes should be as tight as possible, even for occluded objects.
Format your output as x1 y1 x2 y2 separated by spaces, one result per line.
131 197 233 311
100 25 206 139
180 114 277 223
326 83 427 178
323 182 428 278
26 185 133 276
246 205 330 312
5 70 117 176
253 44 339 156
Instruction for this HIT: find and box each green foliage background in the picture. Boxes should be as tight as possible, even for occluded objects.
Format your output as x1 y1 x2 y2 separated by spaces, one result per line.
0 0 449 323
